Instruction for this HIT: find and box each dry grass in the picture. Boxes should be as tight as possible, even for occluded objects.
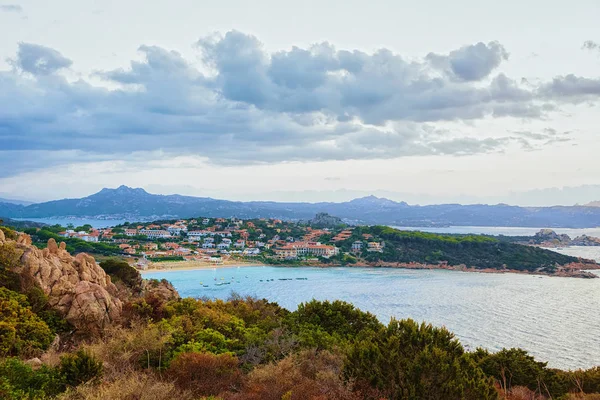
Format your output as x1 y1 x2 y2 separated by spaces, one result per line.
80 319 172 379
57 371 195 400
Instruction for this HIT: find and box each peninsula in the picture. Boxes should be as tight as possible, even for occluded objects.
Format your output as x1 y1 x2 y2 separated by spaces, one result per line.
7 213 598 279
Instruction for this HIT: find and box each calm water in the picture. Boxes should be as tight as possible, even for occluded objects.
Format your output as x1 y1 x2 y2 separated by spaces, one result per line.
144 266 600 370
392 225 600 237
14 218 127 228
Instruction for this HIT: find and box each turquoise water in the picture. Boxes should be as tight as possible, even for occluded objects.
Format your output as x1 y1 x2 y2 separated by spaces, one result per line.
143 266 600 370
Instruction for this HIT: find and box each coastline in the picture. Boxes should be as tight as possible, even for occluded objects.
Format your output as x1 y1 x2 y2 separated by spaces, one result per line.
139 259 600 279
140 259 263 273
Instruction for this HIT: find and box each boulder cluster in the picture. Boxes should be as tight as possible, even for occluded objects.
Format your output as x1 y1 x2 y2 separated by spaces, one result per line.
2 233 122 334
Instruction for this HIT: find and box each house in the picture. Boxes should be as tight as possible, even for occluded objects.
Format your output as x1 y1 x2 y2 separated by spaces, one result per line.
351 241 363 253
243 248 260 256
125 229 138 236
202 218 210 225
217 242 230 250
143 243 158 251
202 242 215 249
367 242 384 252
163 242 180 250
167 225 187 235
187 230 210 239
234 240 245 249
221 238 232 245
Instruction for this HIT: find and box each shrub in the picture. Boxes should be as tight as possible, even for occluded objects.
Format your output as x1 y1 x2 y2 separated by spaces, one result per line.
231 349 359 400
99 259 143 293
59 350 103 387
0 357 65 399
167 352 242 396
0 287 54 357
0 241 23 291
473 347 566 398
56 371 195 400
288 300 382 348
344 318 497 400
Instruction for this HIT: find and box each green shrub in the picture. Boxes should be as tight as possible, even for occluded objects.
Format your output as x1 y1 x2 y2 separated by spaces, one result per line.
100 259 143 292
0 287 54 357
59 349 103 387
344 318 497 399
0 357 65 399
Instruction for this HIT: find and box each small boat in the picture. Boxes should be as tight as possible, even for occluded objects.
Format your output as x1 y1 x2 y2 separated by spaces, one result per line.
203 285 209 287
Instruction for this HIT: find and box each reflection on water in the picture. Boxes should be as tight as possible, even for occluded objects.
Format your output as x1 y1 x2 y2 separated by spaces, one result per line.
144 266 600 370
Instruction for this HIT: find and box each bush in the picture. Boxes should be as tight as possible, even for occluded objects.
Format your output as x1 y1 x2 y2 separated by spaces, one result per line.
0 357 65 399
0 287 54 357
473 348 566 398
167 352 242 396
344 318 497 399
230 349 359 400
59 350 103 387
56 372 196 400
99 259 143 293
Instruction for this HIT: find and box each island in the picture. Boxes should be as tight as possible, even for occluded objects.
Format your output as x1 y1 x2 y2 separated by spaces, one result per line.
5 213 598 279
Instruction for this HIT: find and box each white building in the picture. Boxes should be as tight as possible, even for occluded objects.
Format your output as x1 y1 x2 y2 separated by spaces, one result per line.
139 229 171 239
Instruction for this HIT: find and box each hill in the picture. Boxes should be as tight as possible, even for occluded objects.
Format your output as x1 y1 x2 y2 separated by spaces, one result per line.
584 200 600 207
4 186 600 227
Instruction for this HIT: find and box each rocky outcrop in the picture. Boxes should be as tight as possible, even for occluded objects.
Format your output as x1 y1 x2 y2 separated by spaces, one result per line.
8 236 122 334
142 278 179 302
570 235 600 246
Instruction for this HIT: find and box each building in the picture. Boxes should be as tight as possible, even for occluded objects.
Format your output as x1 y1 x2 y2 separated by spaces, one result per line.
351 241 363 253
125 229 138 236
167 225 187 235
367 242 384 252
274 241 339 259
139 229 171 239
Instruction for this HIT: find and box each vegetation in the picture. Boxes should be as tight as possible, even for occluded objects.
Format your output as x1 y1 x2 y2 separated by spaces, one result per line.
2 287 599 399
23 227 120 256
364 226 578 271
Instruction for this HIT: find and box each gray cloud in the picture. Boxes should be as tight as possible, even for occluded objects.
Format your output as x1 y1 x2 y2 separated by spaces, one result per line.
0 32 599 178
426 41 509 81
11 43 73 75
583 41 599 51
0 4 22 12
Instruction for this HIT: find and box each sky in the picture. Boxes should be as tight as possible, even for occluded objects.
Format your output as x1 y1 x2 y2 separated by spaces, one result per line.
1 0 599 205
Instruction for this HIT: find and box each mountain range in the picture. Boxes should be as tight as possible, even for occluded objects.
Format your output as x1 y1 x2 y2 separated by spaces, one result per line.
2 185 600 228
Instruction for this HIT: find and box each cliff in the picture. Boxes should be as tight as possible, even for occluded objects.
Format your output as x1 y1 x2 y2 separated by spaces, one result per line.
0 230 122 334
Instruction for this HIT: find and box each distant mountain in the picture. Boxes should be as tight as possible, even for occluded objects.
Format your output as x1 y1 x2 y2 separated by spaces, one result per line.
584 201 600 207
3 185 600 228
0 197 33 206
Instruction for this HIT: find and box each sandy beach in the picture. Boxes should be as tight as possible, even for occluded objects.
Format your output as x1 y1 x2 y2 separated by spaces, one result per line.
140 259 264 273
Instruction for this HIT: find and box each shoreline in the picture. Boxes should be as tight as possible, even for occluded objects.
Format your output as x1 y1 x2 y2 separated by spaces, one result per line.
140 259 600 279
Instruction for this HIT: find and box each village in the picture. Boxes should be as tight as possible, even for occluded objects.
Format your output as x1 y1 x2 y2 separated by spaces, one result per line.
57 216 385 269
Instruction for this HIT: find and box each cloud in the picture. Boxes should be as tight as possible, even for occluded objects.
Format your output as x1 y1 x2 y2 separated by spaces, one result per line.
0 31 599 178
426 41 509 81
11 43 73 75
0 4 22 13
583 40 599 52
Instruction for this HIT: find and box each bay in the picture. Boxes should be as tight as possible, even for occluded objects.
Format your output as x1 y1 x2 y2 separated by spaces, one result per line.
144 266 600 370
13 217 127 229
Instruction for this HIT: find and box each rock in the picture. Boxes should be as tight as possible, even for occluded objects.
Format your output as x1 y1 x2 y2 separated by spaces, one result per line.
7 236 123 335
47 238 59 254
0 228 5 243
306 212 344 228
25 358 43 369
17 233 32 246
142 278 180 302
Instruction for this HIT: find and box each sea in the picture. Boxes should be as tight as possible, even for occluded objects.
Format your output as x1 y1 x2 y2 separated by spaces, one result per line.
144 266 600 370
18 217 600 368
